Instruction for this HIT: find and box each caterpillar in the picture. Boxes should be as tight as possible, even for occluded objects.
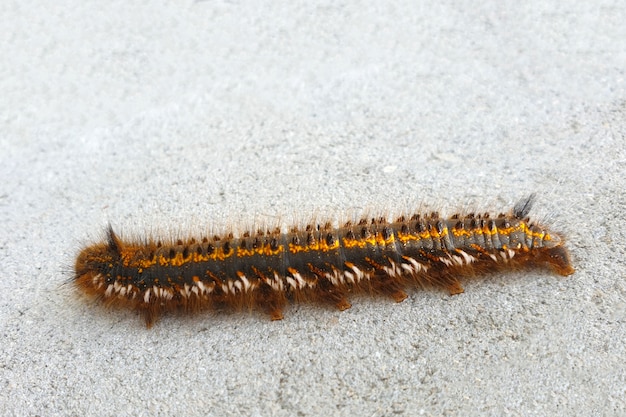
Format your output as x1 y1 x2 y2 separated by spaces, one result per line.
74 195 574 327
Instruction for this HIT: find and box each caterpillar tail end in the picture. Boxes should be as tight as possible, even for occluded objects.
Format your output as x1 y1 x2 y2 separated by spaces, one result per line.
545 246 575 276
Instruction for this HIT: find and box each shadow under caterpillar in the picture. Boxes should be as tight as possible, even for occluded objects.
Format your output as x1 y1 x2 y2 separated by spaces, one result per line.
74 195 574 327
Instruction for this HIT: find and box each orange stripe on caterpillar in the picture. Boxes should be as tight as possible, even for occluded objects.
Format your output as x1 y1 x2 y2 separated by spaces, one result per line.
74 195 574 327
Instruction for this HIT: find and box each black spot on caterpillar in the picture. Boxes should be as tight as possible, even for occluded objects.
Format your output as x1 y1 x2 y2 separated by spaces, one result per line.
74 195 574 327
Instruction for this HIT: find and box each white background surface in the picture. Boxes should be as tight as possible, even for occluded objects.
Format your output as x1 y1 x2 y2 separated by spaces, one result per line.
1 1 625 416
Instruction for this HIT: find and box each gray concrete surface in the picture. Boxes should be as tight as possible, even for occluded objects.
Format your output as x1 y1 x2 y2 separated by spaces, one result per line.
1 1 625 416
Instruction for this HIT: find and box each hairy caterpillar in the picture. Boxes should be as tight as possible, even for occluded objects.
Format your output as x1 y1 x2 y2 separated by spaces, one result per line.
74 195 574 327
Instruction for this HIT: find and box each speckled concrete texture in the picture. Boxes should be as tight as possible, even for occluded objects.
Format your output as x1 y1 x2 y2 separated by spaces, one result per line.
1 1 625 416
